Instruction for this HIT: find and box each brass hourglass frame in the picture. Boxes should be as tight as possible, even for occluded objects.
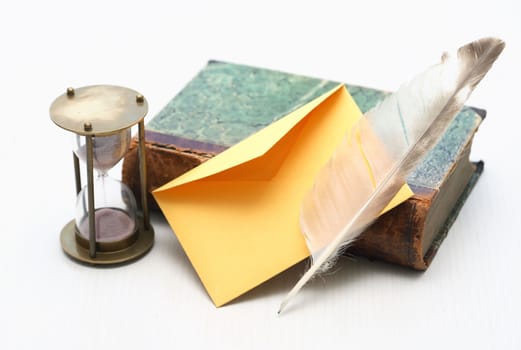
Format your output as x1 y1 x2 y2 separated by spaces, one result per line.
50 85 154 265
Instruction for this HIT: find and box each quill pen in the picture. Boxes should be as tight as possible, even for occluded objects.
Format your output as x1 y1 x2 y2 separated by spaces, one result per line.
278 37 504 314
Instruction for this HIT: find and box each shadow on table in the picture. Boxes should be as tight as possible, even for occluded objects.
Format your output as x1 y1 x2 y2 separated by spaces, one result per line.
228 253 424 310
151 211 210 300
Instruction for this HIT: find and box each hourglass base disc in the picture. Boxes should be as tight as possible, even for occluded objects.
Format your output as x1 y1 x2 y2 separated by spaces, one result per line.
60 216 154 265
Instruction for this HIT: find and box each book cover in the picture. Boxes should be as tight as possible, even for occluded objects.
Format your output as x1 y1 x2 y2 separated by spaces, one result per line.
122 60 484 270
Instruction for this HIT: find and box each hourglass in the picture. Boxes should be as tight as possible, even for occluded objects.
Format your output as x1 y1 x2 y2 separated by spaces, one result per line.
50 85 154 265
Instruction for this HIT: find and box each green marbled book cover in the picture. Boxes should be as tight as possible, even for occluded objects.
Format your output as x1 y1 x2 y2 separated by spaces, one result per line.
145 60 483 191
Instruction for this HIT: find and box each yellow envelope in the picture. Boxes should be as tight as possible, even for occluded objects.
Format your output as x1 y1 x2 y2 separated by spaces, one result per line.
153 85 412 307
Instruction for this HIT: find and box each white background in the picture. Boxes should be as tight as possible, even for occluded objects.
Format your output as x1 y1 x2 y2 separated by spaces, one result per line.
1 1 520 349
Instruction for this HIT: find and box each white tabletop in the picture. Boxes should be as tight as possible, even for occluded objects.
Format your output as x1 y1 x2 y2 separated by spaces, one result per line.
2 1 520 349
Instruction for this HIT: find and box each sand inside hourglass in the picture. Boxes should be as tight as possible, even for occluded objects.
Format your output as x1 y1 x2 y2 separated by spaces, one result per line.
78 207 136 242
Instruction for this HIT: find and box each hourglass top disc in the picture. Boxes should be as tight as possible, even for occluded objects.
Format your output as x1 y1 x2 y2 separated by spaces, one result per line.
50 85 148 136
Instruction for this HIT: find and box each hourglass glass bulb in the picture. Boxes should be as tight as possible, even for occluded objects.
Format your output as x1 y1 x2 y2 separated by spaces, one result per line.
76 177 137 244
73 128 136 246
73 129 131 173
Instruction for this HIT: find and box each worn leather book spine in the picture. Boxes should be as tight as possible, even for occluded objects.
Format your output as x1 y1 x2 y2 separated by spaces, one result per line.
122 61 485 270
350 157 483 270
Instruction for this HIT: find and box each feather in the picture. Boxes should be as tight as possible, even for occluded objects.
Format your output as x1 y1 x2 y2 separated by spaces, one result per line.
278 37 504 314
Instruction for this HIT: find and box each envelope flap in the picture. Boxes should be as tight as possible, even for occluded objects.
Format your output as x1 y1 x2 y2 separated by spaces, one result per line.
154 84 344 192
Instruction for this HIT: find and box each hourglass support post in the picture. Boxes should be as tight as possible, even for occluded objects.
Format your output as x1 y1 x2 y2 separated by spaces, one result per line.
85 134 97 258
73 152 81 195
138 120 150 230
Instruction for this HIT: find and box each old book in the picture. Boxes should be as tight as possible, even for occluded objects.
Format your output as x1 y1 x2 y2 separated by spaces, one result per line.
122 60 485 270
